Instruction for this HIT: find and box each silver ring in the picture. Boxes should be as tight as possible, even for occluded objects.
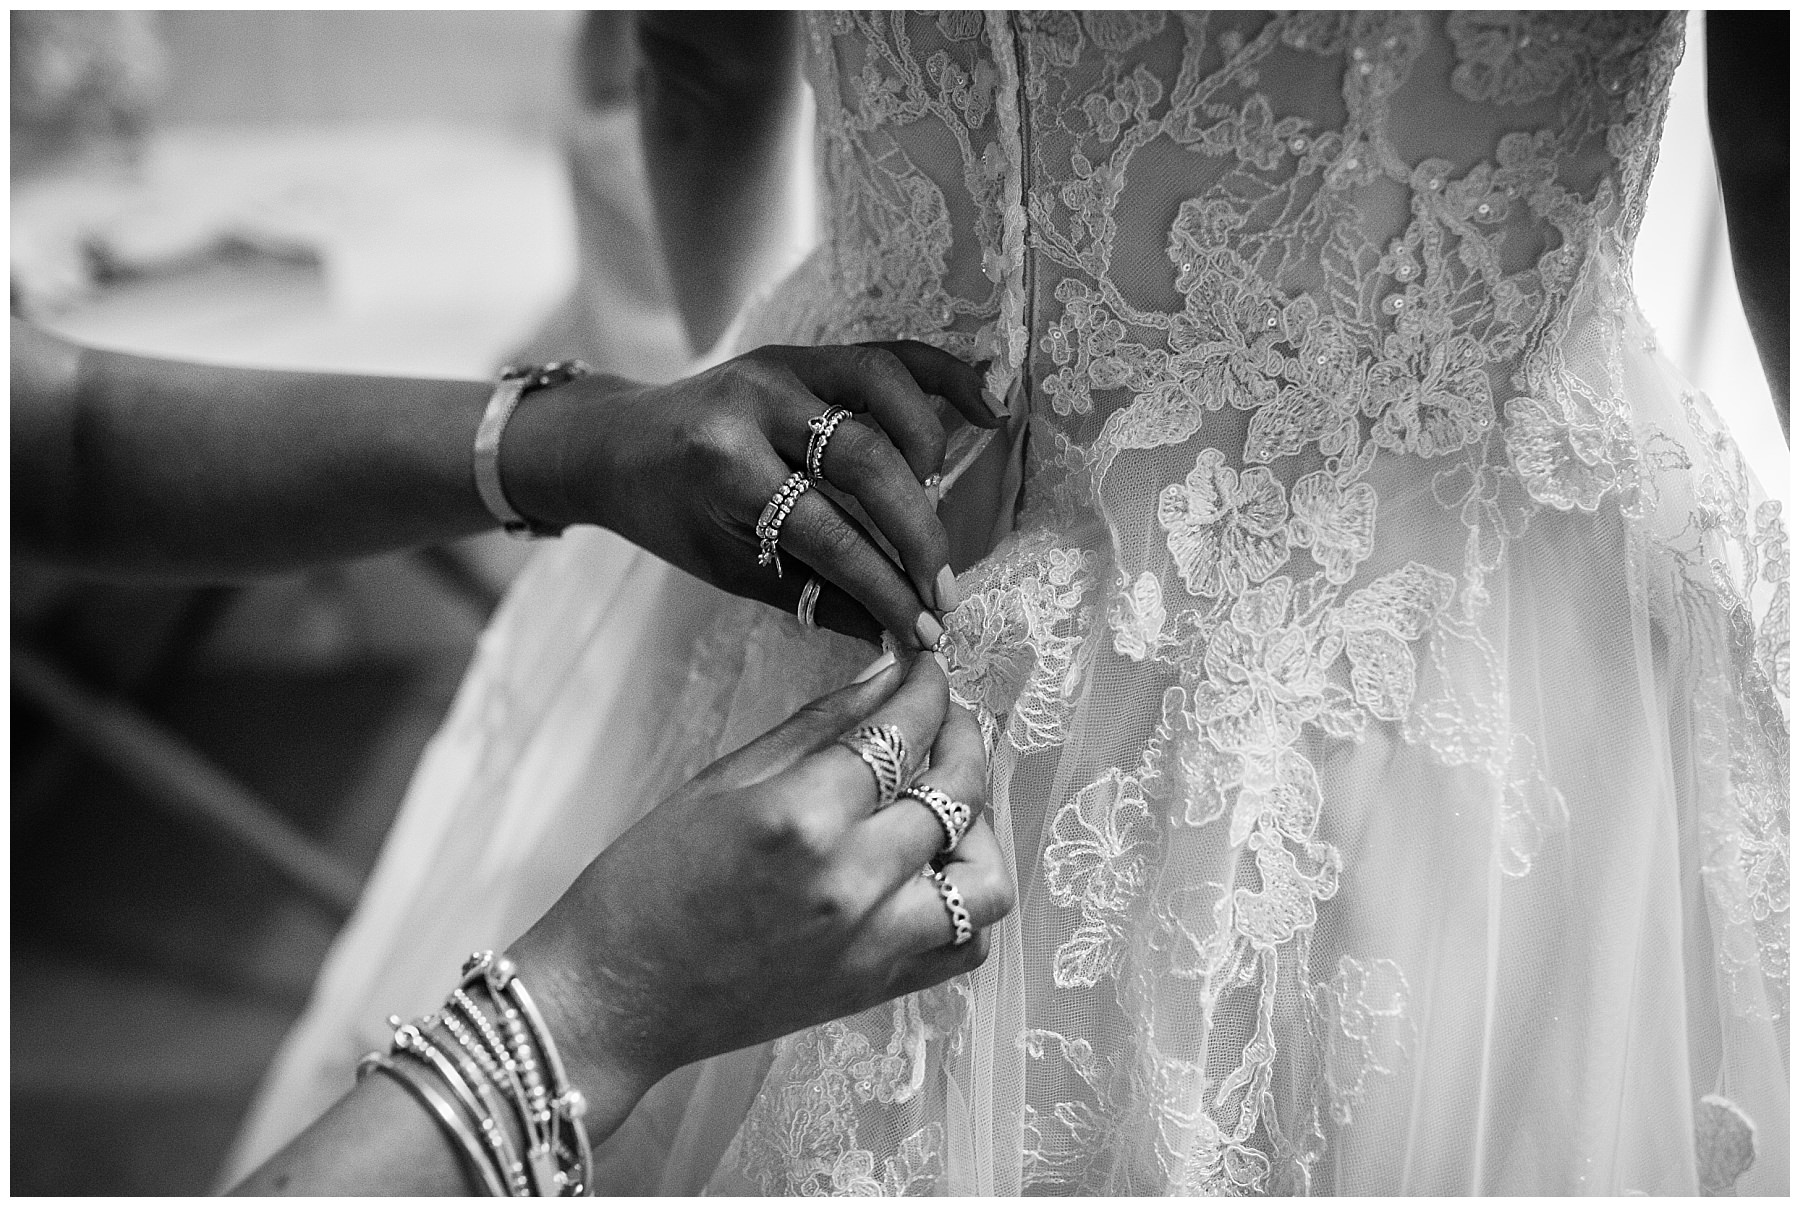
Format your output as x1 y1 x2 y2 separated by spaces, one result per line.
805 406 853 482
838 722 909 808
901 782 972 855
926 867 974 946
797 575 823 628
755 471 811 577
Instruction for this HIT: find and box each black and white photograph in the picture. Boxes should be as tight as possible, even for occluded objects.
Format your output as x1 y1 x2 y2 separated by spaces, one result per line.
11 8 1789 1196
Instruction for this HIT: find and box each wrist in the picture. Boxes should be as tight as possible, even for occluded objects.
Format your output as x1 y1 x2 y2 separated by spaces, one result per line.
494 371 634 536
505 926 661 1150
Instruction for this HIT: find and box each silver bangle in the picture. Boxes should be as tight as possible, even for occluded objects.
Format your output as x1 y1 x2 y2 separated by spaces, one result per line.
360 1052 510 1197
473 360 591 541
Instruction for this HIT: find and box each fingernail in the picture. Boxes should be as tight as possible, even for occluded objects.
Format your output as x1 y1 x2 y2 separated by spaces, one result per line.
853 651 897 683
914 610 945 652
980 385 1008 421
931 648 951 676
934 565 962 613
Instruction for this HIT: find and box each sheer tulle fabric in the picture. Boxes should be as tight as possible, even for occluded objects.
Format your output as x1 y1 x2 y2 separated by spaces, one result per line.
228 12 1787 1194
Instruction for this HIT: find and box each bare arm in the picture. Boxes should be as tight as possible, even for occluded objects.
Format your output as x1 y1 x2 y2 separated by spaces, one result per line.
234 656 1014 1195
636 12 803 355
1707 11 1789 441
11 319 495 577
14 319 991 647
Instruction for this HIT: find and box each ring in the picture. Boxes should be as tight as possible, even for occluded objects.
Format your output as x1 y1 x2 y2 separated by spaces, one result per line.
926 867 974 946
901 782 972 855
797 575 823 628
838 722 909 808
806 406 853 482
755 471 812 577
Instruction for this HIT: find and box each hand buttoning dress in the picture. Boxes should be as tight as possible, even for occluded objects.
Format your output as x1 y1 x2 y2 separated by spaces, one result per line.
228 12 1788 1195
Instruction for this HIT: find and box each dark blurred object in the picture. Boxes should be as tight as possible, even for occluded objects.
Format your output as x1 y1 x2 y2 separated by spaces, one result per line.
10 11 165 174
1708 10 1789 437
575 10 639 108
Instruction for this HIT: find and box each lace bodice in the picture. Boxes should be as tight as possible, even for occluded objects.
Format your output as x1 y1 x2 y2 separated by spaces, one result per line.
729 11 1789 1193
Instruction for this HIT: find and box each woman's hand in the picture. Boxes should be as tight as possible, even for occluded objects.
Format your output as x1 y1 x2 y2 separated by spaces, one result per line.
501 342 1001 650
509 653 1013 1143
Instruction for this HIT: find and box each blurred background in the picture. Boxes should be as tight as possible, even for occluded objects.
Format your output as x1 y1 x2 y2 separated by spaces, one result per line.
8 10 1788 1195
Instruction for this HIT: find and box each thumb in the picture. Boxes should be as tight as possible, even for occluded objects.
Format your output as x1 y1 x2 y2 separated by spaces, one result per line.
697 655 908 791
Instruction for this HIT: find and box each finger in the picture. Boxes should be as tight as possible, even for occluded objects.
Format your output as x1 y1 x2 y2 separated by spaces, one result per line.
861 339 1002 430
782 344 948 482
698 657 909 791
837 702 989 896
865 815 1015 954
773 399 952 612
800 652 950 816
754 560 884 646
726 446 934 649
778 485 942 652
880 927 993 998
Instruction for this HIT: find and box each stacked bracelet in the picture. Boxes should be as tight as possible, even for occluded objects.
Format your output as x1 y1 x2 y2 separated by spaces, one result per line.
359 951 592 1196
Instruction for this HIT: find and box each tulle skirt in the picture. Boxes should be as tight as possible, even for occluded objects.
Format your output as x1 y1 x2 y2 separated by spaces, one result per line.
224 280 1787 1195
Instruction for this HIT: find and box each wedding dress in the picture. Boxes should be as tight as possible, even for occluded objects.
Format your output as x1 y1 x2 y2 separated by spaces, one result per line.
227 12 1788 1194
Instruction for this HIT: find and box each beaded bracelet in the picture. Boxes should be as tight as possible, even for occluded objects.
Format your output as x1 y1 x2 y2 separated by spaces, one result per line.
361 951 592 1196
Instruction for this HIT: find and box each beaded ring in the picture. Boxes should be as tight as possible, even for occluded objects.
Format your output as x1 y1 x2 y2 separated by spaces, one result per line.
901 782 973 854
805 406 853 482
755 471 812 577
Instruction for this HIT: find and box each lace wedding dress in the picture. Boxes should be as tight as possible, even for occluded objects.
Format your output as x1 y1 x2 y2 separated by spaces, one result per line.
227 12 1787 1194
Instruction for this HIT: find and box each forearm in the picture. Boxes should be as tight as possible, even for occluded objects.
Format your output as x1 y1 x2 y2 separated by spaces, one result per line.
637 12 802 355
13 321 498 577
1707 11 1789 439
232 946 651 1196
230 1073 482 1195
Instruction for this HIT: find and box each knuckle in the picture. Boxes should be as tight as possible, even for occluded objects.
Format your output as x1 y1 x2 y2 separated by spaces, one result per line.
789 697 846 733
748 797 838 862
683 411 749 470
803 870 863 928
721 356 789 406
842 426 901 483
845 343 903 383
965 860 1016 920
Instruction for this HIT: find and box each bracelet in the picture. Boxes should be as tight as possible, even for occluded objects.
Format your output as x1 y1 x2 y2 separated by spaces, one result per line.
473 360 591 540
464 951 594 1196
358 952 593 1196
411 1023 532 1196
359 1052 510 1197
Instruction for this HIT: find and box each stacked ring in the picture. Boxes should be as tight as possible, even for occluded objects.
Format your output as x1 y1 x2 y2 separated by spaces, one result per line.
805 406 853 482
838 723 909 808
901 782 972 855
796 575 823 628
755 472 812 577
925 867 974 946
